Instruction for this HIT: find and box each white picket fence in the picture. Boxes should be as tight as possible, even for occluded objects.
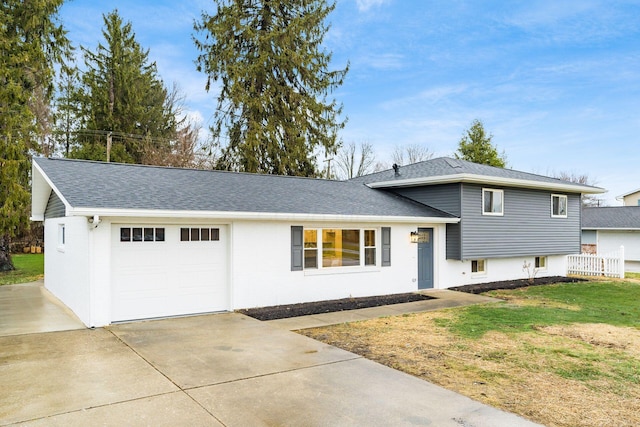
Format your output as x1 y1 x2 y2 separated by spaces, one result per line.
567 246 625 278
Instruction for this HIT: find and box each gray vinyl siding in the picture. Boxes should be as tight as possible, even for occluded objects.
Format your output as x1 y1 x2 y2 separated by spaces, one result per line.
391 183 461 216
44 191 65 219
446 223 461 259
459 184 581 259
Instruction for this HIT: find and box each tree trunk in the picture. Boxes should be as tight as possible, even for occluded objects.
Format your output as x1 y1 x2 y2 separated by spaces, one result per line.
0 235 15 272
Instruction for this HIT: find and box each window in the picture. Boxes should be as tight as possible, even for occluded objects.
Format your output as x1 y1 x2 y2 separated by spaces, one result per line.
364 230 376 266
471 259 486 274
120 227 165 242
58 224 65 248
482 189 503 216
297 228 379 270
535 256 547 269
120 228 131 242
304 229 318 269
551 194 568 218
180 227 220 242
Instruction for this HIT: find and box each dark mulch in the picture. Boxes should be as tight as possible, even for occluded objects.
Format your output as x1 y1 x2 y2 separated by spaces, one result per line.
448 276 587 294
237 292 435 321
238 276 588 321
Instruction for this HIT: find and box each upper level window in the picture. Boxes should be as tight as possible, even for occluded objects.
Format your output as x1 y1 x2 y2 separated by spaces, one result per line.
551 194 568 218
482 189 503 216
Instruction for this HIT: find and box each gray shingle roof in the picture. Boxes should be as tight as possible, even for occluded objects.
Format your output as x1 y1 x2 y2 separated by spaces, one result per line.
353 157 602 193
34 157 455 219
582 207 640 229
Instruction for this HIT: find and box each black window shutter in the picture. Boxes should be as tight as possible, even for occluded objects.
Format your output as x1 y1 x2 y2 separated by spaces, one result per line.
291 226 303 271
381 227 391 266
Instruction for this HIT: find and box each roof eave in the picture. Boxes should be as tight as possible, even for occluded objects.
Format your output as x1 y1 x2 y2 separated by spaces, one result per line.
66 207 460 224
367 173 606 194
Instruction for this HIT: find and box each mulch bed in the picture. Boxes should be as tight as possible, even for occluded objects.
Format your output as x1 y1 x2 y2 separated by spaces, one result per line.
237 292 434 321
238 276 587 321
448 276 587 294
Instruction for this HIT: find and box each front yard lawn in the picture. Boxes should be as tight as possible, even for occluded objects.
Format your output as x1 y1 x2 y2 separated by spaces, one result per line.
300 281 640 427
0 254 44 285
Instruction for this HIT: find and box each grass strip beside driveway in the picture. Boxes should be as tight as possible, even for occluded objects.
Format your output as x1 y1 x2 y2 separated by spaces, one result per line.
300 281 640 427
0 254 44 285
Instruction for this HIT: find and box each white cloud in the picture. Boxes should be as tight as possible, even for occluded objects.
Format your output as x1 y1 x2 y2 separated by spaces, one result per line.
359 53 405 70
355 0 390 12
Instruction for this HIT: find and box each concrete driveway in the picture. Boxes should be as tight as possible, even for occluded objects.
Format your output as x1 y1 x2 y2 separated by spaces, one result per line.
0 308 541 427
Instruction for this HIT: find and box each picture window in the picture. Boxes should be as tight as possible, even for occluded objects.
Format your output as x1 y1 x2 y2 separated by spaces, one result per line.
301 228 377 269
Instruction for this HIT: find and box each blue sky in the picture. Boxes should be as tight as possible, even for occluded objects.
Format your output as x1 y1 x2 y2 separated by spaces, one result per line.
59 0 640 205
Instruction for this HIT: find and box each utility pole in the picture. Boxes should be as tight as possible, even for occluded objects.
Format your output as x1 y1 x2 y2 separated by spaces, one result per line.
324 157 333 180
106 131 112 162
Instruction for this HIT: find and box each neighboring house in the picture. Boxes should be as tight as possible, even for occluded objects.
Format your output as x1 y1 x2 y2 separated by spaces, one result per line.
582 207 640 272
616 188 640 206
31 156 603 327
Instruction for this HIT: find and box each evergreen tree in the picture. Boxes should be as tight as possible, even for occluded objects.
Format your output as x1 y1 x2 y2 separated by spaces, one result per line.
71 10 178 163
194 0 348 176
0 0 70 271
455 119 507 168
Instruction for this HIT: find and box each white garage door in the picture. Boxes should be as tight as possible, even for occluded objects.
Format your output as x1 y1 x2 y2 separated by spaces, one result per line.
111 224 229 322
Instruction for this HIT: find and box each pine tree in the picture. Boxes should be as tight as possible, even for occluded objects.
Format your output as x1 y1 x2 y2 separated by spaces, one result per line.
455 119 507 168
0 0 70 271
194 0 348 176
70 10 178 164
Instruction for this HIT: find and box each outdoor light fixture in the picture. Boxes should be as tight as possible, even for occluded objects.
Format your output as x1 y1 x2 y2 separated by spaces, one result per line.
410 231 419 243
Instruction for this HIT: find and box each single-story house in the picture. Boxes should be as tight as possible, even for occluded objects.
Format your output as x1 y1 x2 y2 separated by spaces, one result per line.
582 206 640 272
32 156 603 327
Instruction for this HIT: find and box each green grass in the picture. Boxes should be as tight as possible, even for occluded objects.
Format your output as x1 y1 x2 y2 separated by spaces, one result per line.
436 281 640 339
626 272 640 280
0 254 44 285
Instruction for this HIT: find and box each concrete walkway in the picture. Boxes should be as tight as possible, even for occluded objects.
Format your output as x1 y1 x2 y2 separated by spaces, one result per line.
0 281 84 336
0 284 540 426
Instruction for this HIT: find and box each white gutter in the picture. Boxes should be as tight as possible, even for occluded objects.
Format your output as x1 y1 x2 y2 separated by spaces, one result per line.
582 227 640 231
366 173 606 194
66 207 460 224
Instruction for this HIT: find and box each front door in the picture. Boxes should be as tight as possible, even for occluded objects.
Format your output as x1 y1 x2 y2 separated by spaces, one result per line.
417 228 433 289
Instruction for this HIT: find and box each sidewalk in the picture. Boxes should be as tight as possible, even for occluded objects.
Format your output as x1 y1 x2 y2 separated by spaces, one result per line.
266 289 500 330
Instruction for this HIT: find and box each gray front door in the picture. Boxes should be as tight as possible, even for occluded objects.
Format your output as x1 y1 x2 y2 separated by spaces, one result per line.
417 228 433 289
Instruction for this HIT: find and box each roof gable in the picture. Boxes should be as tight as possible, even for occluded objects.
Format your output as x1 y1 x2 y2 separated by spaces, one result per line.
32 157 457 221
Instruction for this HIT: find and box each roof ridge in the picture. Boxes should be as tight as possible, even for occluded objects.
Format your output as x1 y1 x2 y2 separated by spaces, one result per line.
36 156 341 183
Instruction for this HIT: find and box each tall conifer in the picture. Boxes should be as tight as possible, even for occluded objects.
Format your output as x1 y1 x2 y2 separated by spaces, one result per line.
194 0 348 176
